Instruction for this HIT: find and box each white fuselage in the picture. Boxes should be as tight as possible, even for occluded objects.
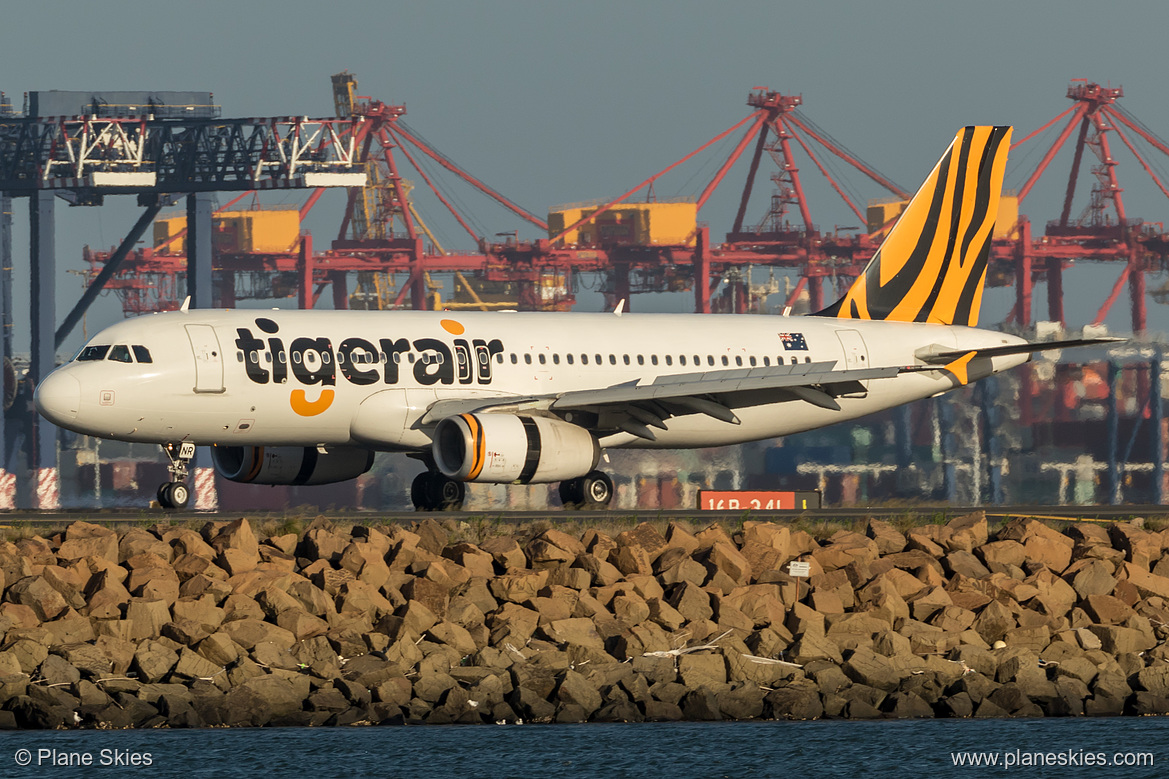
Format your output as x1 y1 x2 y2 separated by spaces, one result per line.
35 308 1028 453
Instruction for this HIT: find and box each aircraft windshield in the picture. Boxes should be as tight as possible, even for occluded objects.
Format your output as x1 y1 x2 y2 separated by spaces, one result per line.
108 345 133 363
77 345 110 362
132 345 153 363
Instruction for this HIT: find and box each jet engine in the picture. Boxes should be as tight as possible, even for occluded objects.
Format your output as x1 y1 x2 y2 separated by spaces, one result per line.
433 413 599 484
211 445 374 486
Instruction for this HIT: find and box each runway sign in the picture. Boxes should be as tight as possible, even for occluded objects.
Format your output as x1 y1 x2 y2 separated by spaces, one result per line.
697 490 821 511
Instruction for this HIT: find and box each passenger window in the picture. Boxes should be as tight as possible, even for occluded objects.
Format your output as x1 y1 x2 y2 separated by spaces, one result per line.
457 352 466 366
236 351 244 363
496 354 504 364
623 355 630 365
524 354 532 365
510 354 518 364
108 345 133 363
77 345 111 362
539 354 546 365
581 354 588 365
721 356 729 366
777 356 784 365
707 355 715 366
665 355 672 366
279 352 287 364
408 353 416 363
595 354 602 364
651 355 658 366
637 355 645 366
249 351 260 364
763 356 770 366
292 352 302 365
610 355 617 365
322 352 332 365
805 356 812 363
679 355 686 366
553 354 561 365
566 354 573 365
132 345 153 363
749 356 756 367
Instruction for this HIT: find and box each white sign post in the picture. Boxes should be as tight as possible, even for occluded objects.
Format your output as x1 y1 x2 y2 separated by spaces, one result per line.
788 559 810 602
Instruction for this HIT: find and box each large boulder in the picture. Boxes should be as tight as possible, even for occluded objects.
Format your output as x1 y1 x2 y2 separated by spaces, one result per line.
56 522 119 563
8 576 69 622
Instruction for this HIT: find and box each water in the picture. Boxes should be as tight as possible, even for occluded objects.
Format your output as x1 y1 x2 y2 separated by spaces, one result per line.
0 718 1164 778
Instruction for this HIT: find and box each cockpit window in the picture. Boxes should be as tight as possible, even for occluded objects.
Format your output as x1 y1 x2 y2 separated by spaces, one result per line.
108 345 133 363
77 345 110 362
132 345 153 364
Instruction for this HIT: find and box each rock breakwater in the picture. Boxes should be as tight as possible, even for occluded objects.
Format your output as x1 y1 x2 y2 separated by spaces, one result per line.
1 513 1169 728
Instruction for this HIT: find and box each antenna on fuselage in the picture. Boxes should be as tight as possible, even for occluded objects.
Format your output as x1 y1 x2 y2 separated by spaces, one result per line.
179 296 191 312
614 299 626 317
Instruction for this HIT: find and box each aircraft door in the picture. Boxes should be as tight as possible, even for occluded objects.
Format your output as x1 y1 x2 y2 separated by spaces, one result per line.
835 329 870 396
186 324 225 393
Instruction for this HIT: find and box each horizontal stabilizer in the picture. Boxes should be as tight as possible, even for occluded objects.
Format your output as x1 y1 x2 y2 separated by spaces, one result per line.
915 337 1125 365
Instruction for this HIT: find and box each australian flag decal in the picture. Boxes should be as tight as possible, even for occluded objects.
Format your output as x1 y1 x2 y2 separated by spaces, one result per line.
779 332 808 351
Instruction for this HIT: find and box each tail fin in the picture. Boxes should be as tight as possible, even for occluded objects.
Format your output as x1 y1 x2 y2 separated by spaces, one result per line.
818 125 1012 326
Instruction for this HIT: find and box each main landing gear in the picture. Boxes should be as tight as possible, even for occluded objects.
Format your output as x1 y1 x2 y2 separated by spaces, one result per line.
558 470 614 510
411 471 466 511
407 469 615 511
158 442 195 510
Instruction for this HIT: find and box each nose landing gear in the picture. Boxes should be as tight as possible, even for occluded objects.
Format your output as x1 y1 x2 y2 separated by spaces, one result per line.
558 470 614 509
158 442 195 510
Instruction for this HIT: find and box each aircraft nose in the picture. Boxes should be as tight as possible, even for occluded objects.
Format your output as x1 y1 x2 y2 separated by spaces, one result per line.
34 371 81 425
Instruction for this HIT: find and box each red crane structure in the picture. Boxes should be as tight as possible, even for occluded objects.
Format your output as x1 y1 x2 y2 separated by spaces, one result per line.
994 81 1169 334
82 78 1169 338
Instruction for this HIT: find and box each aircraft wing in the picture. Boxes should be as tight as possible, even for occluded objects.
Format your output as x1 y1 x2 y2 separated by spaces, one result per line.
549 361 899 408
419 360 901 438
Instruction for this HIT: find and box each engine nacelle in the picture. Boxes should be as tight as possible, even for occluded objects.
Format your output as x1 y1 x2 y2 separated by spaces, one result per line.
211 445 374 486
433 413 599 484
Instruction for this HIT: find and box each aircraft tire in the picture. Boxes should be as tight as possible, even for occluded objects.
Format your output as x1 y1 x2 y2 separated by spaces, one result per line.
410 472 433 511
168 482 191 509
158 481 190 510
411 472 465 511
578 471 614 509
433 475 465 511
558 479 582 508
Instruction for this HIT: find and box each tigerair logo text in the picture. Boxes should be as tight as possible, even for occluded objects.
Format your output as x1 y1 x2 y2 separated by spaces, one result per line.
234 317 503 416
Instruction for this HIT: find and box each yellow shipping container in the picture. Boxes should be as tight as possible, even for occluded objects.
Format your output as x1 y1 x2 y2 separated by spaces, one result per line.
866 193 1020 239
547 208 585 244
548 201 697 246
152 209 301 255
153 215 187 255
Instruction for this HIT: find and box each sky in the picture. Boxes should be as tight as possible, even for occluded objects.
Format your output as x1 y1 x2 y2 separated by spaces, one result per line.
5 0 1169 355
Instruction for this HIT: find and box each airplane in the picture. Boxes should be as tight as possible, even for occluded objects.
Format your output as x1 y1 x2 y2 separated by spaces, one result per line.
34 125 1118 511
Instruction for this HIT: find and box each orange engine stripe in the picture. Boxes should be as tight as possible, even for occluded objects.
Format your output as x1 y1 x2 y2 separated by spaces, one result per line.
245 447 265 482
463 414 486 480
